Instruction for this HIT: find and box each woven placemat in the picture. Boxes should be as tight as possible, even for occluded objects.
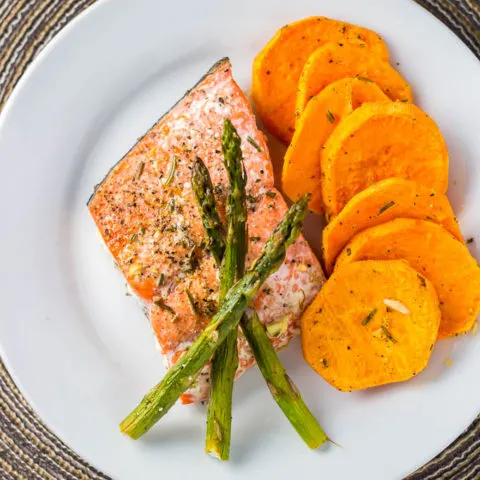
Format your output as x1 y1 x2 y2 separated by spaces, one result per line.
0 1 478 478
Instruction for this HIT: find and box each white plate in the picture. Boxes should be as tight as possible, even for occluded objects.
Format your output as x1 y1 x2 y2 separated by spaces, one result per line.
0 0 479 478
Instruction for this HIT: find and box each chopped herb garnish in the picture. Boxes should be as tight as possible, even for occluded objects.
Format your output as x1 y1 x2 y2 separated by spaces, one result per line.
341 23 346 33
467 238 474 244
157 273 165 286
400 99 409 103
138 225 146 236
134 161 145 181
249 236 261 242
377 200 395 215
417 274 427 288
381 326 397 343
181 248 199 273
129 233 137 243
326 109 335 124
202 299 217 316
357 76 373 83
266 191 277 198
346 248 352 256
362 308 377 326
247 194 259 203
299 289 306 310
164 156 178 185
321 358 329 368
247 136 262 152
154 299 176 315
213 184 223 195
263 287 272 295
186 289 198 316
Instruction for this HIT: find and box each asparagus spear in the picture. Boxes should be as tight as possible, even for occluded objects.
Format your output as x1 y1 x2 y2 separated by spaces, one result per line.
241 312 326 448
192 158 327 450
205 119 248 459
120 196 308 440
191 158 225 266
192 159 327 448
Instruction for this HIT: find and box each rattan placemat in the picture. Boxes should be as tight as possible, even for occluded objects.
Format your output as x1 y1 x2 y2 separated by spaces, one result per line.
0 1 478 478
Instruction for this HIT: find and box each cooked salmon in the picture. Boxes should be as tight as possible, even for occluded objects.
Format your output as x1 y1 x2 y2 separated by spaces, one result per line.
88 58 324 403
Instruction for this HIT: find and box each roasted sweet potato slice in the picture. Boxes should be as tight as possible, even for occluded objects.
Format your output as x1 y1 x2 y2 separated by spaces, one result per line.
335 219 480 338
295 42 412 119
301 260 440 391
321 102 449 216
322 178 462 274
282 78 389 212
251 16 389 143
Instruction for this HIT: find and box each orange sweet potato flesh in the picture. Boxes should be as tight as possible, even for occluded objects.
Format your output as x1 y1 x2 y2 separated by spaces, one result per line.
251 16 389 144
282 78 389 212
335 219 480 338
295 42 412 119
322 102 449 217
301 260 440 391
322 178 463 274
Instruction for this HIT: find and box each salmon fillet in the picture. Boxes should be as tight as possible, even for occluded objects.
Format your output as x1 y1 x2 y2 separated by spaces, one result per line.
88 58 325 403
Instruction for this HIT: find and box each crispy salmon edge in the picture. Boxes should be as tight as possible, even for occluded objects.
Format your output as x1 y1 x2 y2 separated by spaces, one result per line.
87 57 231 206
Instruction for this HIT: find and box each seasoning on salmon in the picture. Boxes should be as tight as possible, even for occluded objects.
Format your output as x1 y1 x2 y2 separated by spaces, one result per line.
88 58 325 403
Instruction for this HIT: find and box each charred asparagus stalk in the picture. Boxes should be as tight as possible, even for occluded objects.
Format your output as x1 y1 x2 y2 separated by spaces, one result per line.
205 119 247 460
120 196 309 440
192 156 327 450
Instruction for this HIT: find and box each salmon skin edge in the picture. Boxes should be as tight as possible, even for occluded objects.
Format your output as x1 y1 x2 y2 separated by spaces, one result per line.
86 57 230 206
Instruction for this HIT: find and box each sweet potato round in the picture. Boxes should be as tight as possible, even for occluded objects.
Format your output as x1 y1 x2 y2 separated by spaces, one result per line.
251 16 389 144
282 78 389 213
321 102 449 217
322 178 462 274
295 42 412 119
301 260 440 391
335 219 480 338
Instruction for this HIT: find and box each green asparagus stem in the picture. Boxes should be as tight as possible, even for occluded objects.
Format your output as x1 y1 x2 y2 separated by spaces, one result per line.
191 159 225 266
120 197 308 439
205 120 248 459
221 119 248 279
192 158 327 450
241 312 327 448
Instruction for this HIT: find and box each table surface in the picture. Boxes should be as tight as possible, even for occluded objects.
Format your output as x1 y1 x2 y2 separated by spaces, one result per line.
0 0 478 478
